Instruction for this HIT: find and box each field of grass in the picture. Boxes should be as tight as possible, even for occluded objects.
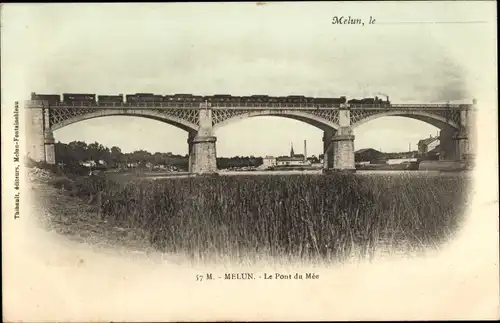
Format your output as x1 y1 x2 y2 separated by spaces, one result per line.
46 172 470 264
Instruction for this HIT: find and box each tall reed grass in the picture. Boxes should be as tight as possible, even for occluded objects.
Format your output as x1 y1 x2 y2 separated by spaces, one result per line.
64 173 469 263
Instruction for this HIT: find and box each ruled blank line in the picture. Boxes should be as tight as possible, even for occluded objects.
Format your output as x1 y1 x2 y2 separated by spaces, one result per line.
377 21 490 25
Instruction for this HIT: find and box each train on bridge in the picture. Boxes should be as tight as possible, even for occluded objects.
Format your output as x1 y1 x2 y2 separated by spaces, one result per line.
30 92 391 107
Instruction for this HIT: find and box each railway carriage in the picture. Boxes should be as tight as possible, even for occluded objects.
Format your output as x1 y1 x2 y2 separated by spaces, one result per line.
280 95 313 106
97 94 124 105
207 94 236 106
212 94 233 101
226 96 243 105
268 96 280 104
285 95 306 104
313 98 332 105
347 99 363 105
192 95 204 102
171 94 195 101
63 93 96 105
163 94 174 102
239 96 252 104
165 94 205 106
126 93 164 104
31 93 61 105
277 96 288 104
312 97 346 105
249 95 270 104
125 94 136 104
304 97 315 104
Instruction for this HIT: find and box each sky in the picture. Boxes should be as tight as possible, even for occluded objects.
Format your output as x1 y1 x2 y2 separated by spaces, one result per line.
2 2 496 157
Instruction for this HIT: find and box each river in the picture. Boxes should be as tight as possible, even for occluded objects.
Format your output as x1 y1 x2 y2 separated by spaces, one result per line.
108 169 472 181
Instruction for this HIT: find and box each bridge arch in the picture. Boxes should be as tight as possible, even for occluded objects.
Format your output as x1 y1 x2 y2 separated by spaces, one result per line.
50 109 199 133
212 110 340 132
351 110 460 131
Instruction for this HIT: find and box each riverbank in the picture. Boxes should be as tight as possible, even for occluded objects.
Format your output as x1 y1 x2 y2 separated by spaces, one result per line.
29 179 155 254
418 160 471 171
356 162 419 171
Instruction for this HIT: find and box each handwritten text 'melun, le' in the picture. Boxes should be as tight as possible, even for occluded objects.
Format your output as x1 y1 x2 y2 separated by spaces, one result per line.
332 16 376 26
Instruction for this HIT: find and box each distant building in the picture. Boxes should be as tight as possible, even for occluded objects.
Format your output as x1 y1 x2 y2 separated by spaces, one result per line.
307 155 320 164
355 148 384 163
291 153 305 159
276 156 309 166
81 159 107 168
80 160 97 168
262 156 277 168
418 135 440 155
393 151 419 159
386 158 418 165
271 141 312 168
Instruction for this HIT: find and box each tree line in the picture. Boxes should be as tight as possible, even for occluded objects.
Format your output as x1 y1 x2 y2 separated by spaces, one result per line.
55 141 264 170
217 156 263 169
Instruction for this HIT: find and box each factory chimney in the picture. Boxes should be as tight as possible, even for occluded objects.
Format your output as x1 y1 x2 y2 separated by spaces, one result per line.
304 140 307 162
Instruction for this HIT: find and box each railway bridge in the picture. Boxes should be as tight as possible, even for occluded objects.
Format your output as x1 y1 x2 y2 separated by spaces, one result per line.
25 98 477 174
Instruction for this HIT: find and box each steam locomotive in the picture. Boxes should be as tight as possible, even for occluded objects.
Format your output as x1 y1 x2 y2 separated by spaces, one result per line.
30 92 390 106
348 96 389 106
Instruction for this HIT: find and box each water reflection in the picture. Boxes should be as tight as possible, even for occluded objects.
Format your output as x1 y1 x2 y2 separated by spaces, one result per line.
133 169 471 180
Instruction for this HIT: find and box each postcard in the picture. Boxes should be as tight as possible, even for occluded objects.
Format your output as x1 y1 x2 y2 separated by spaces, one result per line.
2 2 498 321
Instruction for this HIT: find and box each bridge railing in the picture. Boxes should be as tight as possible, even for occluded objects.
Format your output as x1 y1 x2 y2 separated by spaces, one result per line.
390 104 469 108
210 102 344 108
25 100 472 110
44 101 201 108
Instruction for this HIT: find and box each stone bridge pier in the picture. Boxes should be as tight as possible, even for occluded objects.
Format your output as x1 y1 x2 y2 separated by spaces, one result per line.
187 103 217 174
323 105 356 172
439 127 458 160
322 129 335 170
439 103 475 161
26 103 56 164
